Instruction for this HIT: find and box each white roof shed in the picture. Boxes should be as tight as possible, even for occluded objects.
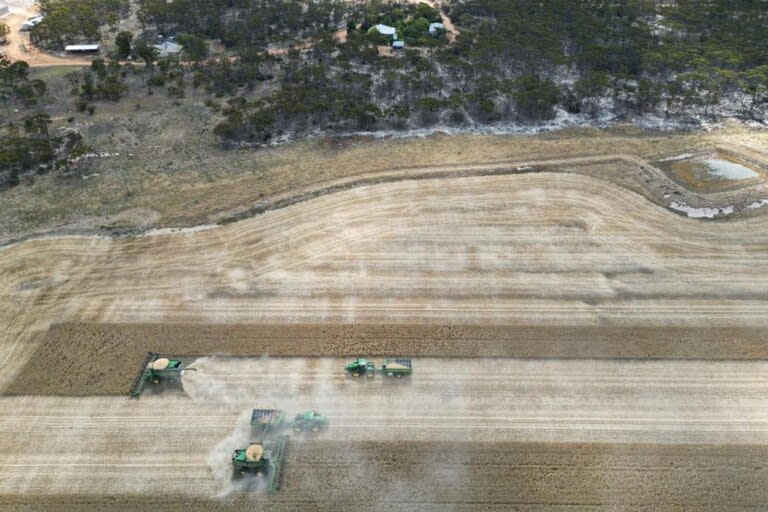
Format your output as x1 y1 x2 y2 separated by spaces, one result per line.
429 22 446 35
65 44 101 52
373 24 397 39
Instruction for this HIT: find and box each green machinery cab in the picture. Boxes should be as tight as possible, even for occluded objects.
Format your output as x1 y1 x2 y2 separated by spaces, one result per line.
292 410 329 432
345 358 376 377
231 435 288 491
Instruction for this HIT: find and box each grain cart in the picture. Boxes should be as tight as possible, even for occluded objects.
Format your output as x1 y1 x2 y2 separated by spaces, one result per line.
292 410 329 433
345 358 413 378
250 409 286 434
345 358 376 377
232 435 288 491
381 358 413 378
130 352 195 397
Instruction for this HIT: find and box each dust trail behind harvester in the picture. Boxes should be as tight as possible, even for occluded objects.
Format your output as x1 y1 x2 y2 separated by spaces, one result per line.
179 355 768 502
207 408 254 497
183 356 768 445
185 356 342 497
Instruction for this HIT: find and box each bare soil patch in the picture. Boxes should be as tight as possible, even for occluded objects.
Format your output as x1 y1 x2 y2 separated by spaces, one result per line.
2 8 91 67
6 322 768 396
0 441 766 511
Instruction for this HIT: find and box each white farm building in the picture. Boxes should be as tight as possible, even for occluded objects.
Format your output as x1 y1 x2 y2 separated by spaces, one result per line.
372 24 397 39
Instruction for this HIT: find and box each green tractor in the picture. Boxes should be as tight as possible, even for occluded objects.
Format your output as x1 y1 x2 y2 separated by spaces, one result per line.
292 410 329 433
345 357 413 378
345 358 376 377
231 435 288 491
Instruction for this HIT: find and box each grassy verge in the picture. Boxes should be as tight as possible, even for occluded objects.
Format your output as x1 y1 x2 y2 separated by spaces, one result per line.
1 82 766 243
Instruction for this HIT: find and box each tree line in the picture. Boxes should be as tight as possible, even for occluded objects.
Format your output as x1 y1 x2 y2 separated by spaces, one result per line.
9 0 768 149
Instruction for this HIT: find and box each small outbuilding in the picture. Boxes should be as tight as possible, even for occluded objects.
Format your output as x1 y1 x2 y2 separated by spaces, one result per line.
429 22 446 36
392 40 405 49
372 24 397 40
152 40 183 58
20 15 44 31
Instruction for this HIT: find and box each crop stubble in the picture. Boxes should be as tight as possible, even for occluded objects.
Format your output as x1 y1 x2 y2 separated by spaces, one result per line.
5 322 768 396
2 157 768 508
0 442 766 511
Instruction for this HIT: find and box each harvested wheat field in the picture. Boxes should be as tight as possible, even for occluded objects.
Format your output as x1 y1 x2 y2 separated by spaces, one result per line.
1 142 768 510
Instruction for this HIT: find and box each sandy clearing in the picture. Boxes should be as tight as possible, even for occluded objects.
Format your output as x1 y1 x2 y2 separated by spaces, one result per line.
1 1 91 67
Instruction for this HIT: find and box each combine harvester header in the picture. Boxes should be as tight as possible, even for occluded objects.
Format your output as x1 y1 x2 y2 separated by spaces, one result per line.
129 352 195 397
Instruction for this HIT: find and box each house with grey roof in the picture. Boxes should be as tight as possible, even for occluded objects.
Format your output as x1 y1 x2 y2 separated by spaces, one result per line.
152 40 183 58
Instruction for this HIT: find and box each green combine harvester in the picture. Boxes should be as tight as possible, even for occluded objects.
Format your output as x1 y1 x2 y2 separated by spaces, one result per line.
345 357 413 378
234 410 328 490
250 409 328 434
231 435 288 491
130 352 195 397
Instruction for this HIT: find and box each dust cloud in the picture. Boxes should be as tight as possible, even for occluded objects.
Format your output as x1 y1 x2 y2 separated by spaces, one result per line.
180 356 768 501
207 408 253 497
